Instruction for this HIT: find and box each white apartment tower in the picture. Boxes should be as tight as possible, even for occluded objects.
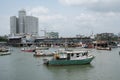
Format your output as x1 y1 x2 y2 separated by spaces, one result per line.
24 16 38 35
18 9 26 33
10 9 38 35
10 16 18 34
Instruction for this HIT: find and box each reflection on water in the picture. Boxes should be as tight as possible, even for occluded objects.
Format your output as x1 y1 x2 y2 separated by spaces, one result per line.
45 64 94 72
43 64 94 80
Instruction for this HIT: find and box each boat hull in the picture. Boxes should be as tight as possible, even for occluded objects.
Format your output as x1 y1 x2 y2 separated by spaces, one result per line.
33 54 53 57
21 50 34 52
45 56 94 66
0 52 11 56
96 47 111 51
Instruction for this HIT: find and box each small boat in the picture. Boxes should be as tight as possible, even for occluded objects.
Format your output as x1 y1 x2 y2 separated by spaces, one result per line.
43 50 94 66
21 47 35 52
33 50 53 57
82 44 88 48
35 47 49 50
0 51 11 56
0 47 9 52
96 47 111 51
117 44 120 47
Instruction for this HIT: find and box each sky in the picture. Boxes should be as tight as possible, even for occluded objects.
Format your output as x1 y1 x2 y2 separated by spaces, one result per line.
0 0 120 37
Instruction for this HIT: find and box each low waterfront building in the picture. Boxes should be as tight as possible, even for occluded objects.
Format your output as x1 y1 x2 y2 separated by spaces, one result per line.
34 37 92 47
8 34 36 47
95 33 116 41
8 36 22 47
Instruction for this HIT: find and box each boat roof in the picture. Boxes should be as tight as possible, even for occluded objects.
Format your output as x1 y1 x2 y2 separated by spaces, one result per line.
60 50 88 54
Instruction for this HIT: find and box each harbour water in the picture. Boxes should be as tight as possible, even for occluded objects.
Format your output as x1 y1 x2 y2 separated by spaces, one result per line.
0 47 120 80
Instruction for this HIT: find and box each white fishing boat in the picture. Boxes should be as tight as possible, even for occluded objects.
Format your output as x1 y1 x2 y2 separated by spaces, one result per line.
35 47 49 50
96 47 111 50
0 47 9 52
33 50 53 57
21 47 35 52
0 51 11 56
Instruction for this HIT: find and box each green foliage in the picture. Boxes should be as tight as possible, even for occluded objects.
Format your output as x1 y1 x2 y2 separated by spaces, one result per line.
0 36 8 42
95 34 119 41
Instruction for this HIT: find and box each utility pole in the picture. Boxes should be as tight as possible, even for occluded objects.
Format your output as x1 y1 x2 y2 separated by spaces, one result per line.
40 29 47 38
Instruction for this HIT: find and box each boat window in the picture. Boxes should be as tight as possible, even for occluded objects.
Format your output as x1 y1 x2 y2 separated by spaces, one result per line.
82 52 88 56
79 54 81 56
71 53 74 56
84 52 88 56
67 54 70 60
76 53 79 57
82 53 84 56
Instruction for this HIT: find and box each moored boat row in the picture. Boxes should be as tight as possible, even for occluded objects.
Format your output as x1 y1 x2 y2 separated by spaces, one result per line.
21 46 49 52
0 46 96 66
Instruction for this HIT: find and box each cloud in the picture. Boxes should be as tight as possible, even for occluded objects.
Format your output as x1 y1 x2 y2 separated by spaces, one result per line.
1 1 120 37
59 0 98 5
25 6 67 36
59 0 120 12
38 14 66 22
59 0 119 6
26 6 66 22
28 6 120 36
74 12 120 34
58 0 120 36
27 6 49 16
0 16 10 36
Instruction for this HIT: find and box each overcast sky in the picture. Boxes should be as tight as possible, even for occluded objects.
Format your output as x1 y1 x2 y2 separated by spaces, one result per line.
0 0 120 37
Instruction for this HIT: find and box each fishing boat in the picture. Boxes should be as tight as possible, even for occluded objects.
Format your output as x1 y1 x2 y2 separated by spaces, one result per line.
35 47 49 50
33 50 53 57
96 47 111 51
21 47 35 52
0 47 10 52
117 43 120 47
43 50 94 66
0 51 11 56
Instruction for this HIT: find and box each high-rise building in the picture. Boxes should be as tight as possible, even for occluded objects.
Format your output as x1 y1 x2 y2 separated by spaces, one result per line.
18 9 26 33
10 9 38 35
24 16 38 35
19 9 26 17
10 16 18 34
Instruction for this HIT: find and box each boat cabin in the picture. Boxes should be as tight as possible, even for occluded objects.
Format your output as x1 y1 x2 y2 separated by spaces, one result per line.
54 51 89 60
